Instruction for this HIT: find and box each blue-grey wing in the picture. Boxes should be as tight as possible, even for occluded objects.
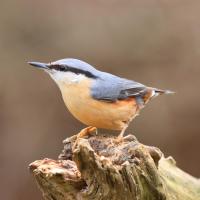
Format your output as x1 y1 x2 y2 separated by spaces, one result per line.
91 72 148 102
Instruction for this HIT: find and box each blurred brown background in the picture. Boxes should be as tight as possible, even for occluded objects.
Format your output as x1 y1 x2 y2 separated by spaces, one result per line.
1 0 200 199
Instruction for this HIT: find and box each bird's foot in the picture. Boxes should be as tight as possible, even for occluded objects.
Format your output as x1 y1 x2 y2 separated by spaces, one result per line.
114 135 136 144
114 125 128 144
114 135 124 144
76 126 97 140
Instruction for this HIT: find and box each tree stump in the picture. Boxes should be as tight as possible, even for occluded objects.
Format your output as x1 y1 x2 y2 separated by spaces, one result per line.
29 130 200 200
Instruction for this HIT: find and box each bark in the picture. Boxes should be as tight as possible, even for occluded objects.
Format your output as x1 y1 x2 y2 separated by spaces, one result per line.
29 131 200 200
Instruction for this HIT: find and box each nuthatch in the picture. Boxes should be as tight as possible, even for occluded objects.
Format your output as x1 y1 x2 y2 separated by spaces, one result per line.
29 58 173 139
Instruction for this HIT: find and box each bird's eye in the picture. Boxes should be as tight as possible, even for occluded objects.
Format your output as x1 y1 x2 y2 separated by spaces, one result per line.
49 64 66 71
59 66 66 71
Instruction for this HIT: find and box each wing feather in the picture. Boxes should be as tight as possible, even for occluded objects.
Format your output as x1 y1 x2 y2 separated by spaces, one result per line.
91 72 148 102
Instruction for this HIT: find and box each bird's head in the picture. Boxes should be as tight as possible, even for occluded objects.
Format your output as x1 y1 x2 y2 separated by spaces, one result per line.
28 58 99 86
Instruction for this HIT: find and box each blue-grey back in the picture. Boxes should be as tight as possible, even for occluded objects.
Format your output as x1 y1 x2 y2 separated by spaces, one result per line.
91 71 147 102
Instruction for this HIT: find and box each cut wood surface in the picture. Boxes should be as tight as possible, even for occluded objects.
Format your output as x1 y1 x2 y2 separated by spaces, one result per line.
29 130 200 200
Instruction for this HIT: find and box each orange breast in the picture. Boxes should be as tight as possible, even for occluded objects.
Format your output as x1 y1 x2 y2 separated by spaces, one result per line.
59 79 138 130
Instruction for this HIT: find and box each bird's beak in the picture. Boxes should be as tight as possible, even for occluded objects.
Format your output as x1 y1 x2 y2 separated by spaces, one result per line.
28 61 49 69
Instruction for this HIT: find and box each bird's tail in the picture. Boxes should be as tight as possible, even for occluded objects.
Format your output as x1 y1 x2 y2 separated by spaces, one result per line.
153 88 175 95
141 87 174 105
146 87 175 101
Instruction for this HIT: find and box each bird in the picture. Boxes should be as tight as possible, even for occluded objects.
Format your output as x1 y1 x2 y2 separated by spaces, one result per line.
28 58 173 139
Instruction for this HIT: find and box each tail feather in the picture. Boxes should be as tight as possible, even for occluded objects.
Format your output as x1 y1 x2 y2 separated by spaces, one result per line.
138 87 174 107
154 88 175 95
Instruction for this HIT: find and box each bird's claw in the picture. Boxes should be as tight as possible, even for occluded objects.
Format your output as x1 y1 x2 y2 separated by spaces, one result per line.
76 126 97 139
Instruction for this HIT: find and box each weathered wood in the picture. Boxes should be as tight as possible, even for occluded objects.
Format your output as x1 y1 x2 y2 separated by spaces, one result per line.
29 131 200 200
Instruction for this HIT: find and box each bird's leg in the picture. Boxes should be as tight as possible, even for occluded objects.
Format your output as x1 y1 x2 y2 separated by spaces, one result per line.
76 126 97 139
114 124 129 143
95 128 98 135
73 126 97 150
116 112 139 143
118 124 128 138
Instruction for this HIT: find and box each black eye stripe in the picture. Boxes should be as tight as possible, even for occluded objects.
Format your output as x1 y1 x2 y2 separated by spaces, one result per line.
49 65 65 71
49 64 98 79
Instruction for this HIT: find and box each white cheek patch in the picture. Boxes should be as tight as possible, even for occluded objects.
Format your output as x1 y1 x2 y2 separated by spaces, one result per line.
48 70 85 85
71 74 85 83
